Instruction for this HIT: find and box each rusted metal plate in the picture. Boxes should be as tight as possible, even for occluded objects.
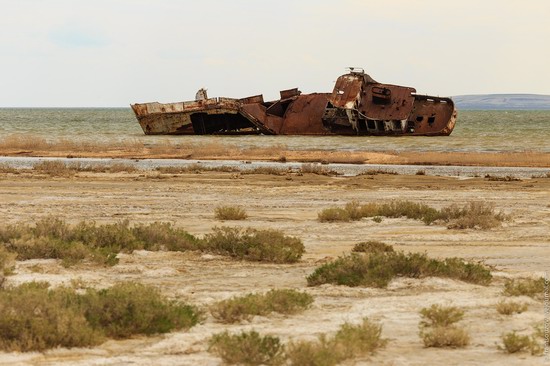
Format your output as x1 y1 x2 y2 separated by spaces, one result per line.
131 68 457 136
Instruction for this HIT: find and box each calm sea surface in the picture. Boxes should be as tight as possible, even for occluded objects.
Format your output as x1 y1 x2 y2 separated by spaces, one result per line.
0 109 548 153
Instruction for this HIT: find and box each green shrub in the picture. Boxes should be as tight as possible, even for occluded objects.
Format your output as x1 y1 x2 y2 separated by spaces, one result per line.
0 281 200 352
286 318 387 365
214 205 248 220
0 218 199 267
204 227 304 263
82 282 200 338
420 304 464 328
503 277 545 299
209 330 285 365
307 252 492 288
317 200 505 229
496 300 528 315
499 331 542 355
317 207 350 222
0 282 101 352
421 326 470 348
352 241 394 254
211 289 313 323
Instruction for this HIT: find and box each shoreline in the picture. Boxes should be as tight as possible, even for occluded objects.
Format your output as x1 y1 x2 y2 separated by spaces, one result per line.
1 148 550 168
1 155 549 178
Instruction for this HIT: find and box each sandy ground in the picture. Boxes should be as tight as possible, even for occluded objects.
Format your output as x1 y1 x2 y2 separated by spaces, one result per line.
0 170 549 365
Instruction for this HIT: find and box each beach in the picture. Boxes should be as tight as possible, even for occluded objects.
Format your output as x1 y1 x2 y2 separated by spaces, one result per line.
1 166 548 365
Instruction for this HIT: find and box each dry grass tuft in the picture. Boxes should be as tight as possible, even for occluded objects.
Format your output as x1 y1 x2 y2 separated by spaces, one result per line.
352 241 394 254
503 277 545 299
286 318 387 365
496 300 529 315
214 205 248 220
209 330 285 365
499 331 542 355
419 304 469 348
420 304 464 327
421 326 470 348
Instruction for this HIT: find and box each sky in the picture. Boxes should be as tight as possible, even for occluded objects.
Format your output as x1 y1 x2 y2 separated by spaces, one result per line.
1 0 549 107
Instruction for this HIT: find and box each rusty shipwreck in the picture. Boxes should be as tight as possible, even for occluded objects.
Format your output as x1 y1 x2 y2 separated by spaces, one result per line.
131 68 456 136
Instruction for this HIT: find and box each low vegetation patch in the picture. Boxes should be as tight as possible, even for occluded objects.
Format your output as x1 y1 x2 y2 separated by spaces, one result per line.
0 282 200 352
307 251 491 288
499 331 542 355
0 246 16 277
352 241 394 254
421 326 470 348
209 330 285 365
1 218 305 266
496 300 529 315
286 318 387 365
214 205 248 220
419 304 464 327
419 304 470 348
503 277 545 299
204 226 304 263
210 289 313 323
0 218 199 267
317 200 505 229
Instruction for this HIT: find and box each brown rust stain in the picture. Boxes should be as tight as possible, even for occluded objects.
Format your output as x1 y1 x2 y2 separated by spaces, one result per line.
131 68 456 136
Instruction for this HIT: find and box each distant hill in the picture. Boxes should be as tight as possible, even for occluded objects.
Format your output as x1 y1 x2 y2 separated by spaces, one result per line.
452 94 550 110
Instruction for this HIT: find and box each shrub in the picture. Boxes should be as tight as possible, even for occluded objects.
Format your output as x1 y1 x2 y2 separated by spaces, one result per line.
421 326 470 348
0 282 101 352
307 252 492 288
286 336 341 366
0 218 200 267
0 282 200 352
33 160 74 177
317 207 350 222
203 227 304 263
317 200 505 229
499 331 542 355
352 241 394 254
214 205 248 220
503 278 545 299
0 246 16 278
419 304 469 348
286 318 387 365
211 289 313 323
208 330 285 365
82 282 200 338
496 300 528 315
419 304 464 327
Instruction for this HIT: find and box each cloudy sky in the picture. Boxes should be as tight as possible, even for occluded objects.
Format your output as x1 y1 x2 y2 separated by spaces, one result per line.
1 0 549 107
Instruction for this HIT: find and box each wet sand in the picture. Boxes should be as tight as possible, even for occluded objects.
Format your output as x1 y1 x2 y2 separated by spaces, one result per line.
1 169 549 365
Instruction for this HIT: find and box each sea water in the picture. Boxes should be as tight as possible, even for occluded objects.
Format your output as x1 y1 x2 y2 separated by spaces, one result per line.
0 109 549 153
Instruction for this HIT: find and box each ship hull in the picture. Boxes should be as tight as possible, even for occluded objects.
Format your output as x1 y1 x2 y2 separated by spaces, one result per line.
131 70 457 136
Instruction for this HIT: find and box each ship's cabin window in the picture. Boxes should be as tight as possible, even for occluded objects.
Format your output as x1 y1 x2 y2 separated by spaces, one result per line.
427 116 436 124
416 116 424 122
